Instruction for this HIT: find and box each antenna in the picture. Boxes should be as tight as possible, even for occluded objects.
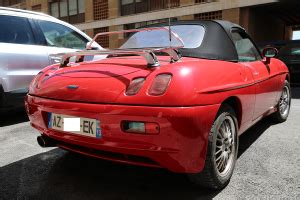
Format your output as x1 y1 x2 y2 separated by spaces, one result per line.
168 0 172 48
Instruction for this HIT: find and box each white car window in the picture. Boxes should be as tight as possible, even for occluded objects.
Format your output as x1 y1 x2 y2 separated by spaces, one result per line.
0 15 35 45
38 20 88 50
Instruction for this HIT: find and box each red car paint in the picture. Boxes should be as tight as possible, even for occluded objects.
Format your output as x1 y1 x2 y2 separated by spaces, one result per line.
25 55 288 173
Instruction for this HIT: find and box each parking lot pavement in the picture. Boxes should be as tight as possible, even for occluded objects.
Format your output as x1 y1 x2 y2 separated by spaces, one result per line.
0 89 299 200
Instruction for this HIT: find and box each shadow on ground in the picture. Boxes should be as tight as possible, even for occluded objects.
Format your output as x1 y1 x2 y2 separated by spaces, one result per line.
0 108 29 127
238 118 274 158
0 117 274 200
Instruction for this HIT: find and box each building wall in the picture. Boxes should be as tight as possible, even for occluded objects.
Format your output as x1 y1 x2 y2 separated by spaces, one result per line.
109 0 119 18
240 7 286 43
84 0 94 37
26 0 48 13
180 0 193 6
0 0 289 47
223 8 240 24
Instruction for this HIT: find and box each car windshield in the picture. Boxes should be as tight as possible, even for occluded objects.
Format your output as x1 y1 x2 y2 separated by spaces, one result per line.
120 25 205 49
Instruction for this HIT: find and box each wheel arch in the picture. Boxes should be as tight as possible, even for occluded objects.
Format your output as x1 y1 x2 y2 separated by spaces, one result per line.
220 96 242 128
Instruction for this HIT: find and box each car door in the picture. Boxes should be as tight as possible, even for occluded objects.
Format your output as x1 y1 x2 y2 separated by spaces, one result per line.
0 15 50 93
231 29 280 120
34 19 96 64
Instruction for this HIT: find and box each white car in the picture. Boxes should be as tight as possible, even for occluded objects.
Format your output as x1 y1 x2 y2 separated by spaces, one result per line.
0 7 102 110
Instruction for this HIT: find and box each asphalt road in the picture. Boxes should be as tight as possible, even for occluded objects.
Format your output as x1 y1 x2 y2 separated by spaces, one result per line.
0 89 299 200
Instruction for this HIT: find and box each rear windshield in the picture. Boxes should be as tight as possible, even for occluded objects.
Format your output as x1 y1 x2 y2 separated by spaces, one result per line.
121 25 205 49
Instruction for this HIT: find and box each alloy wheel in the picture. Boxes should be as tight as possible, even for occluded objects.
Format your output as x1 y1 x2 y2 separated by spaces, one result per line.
279 85 290 117
215 116 236 176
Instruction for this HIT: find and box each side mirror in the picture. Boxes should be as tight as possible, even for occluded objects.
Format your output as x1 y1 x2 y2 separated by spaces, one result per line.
262 47 278 64
86 41 102 50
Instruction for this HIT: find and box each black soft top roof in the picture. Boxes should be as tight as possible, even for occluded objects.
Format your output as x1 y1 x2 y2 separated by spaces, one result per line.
146 20 245 62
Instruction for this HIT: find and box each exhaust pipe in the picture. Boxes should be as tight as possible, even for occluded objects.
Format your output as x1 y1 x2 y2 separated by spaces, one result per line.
37 135 56 148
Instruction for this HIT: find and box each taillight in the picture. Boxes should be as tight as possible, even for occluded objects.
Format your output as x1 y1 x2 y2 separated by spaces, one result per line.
125 78 145 96
121 121 160 135
148 74 172 96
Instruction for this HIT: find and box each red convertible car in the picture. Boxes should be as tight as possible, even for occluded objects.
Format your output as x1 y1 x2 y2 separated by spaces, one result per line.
25 20 291 189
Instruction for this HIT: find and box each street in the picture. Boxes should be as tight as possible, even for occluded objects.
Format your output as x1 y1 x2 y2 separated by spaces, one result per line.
0 88 299 200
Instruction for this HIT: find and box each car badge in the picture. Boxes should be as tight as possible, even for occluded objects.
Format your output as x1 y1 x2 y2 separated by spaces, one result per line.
67 85 79 90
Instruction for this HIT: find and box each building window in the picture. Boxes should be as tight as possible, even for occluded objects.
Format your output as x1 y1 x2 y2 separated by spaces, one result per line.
120 0 180 16
69 0 77 15
50 2 59 18
78 0 85 13
93 0 108 20
60 0 68 18
123 18 177 38
1 0 25 6
50 0 85 24
195 0 217 3
124 18 177 30
94 27 109 48
195 11 222 20
31 4 41 12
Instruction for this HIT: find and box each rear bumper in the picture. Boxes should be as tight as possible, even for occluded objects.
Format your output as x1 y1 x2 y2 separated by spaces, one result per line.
25 95 220 173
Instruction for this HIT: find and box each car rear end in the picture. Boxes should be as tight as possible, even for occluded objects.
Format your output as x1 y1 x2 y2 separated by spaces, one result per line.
26 95 219 173
25 56 220 173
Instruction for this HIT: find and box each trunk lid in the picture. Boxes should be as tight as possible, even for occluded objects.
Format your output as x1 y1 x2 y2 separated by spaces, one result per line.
33 57 158 103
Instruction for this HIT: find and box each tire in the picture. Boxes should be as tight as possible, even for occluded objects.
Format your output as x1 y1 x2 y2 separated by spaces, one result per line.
271 80 292 123
271 80 291 123
188 104 238 190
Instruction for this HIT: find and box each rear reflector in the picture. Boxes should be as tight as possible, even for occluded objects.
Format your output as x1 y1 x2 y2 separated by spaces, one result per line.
121 121 159 135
